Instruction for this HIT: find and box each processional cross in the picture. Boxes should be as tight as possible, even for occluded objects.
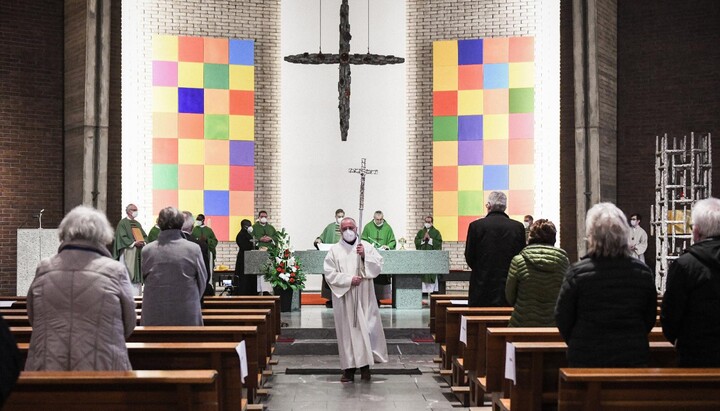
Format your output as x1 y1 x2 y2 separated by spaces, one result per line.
348 158 378 230
284 0 404 141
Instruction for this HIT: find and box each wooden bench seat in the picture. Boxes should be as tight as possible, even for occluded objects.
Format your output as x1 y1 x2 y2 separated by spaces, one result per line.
429 294 467 333
4 370 221 411
16 342 251 410
558 368 720 410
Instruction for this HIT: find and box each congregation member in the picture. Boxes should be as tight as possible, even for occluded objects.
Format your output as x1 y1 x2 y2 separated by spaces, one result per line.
1 314 21 406
192 213 218 269
414 215 443 293
505 219 568 327
361 210 396 305
315 208 345 308
464 191 526 307
141 207 207 326
112 203 147 295
628 213 648 262
555 202 657 367
234 219 257 295
324 217 388 382
181 211 213 298
523 214 534 242
26 206 136 371
661 197 720 366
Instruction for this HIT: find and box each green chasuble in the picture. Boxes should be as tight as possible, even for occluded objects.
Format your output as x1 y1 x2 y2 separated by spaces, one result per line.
361 222 396 286
318 222 341 244
192 225 218 268
112 217 146 284
252 222 277 250
146 225 160 243
414 226 443 283
361 222 396 250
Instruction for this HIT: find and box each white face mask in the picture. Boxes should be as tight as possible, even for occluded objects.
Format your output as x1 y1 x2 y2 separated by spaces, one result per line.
374 220 384 227
630 220 638 227
336 217 343 224
194 220 201 227
246 226 253 234
523 221 530 229
342 229 356 243
130 211 138 219
424 223 432 229
260 217 268 224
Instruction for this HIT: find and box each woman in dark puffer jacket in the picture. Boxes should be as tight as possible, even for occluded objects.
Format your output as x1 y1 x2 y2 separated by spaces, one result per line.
506 219 569 327
555 202 657 367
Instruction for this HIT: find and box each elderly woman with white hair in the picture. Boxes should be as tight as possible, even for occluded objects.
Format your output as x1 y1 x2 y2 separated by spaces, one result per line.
25 206 136 371
555 202 657 367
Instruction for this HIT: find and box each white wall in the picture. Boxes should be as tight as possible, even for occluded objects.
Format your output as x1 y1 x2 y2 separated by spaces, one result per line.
281 0 407 290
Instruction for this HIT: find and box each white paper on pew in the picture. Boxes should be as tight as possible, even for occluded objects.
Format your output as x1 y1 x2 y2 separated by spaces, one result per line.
0 301 15 308
450 300 468 305
236 341 248 383
505 342 516 385
459 315 467 344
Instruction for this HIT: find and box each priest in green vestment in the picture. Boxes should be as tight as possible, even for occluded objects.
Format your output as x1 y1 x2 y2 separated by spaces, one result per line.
361 210 396 304
314 209 345 307
112 204 147 295
191 214 218 269
252 210 277 250
414 215 443 293
146 219 160 243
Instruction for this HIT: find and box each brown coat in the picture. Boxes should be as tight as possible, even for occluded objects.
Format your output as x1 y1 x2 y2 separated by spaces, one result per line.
26 240 136 371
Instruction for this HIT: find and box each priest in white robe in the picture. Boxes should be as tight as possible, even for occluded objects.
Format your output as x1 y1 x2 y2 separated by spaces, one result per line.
323 217 388 382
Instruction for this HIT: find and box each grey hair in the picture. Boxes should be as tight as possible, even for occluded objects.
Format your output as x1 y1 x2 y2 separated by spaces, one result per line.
692 197 720 240
585 202 631 258
181 211 194 232
486 191 507 212
340 217 357 228
58 206 114 245
125 203 136 213
157 207 184 230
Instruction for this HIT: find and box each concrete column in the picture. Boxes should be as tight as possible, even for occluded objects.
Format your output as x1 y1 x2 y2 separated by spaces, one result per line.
573 0 617 256
64 0 110 213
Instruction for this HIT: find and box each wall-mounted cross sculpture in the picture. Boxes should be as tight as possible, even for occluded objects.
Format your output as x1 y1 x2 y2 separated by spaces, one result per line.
284 0 404 141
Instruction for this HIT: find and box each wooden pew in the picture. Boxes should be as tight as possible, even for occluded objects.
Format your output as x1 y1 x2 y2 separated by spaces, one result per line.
17 342 250 411
429 294 467 333
558 368 720 410
443 308 511 370
10 325 261 403
4 370 221 411
492 341 676 411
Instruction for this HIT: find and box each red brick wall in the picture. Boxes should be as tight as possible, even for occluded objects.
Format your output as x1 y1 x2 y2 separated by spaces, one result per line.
616 0 720 270
0 0 65 294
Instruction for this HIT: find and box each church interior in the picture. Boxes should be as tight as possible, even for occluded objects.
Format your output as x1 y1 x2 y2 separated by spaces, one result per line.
2 0 720 410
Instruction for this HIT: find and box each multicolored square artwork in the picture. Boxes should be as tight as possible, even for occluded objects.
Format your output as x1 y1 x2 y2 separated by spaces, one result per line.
152 35 255 241
433 37 534 242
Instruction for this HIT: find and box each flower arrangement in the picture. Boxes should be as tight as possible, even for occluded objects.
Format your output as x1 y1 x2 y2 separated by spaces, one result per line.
262 228 306 291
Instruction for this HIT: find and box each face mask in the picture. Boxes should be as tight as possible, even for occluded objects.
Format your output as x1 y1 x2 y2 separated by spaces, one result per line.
424 223 432 229
260 217 268 224
336 217 343 224
523 221 530 229
194 221 201 227
342 229 356 243
374 220 384 227
131 211 138 219
246 226 253 234
630 220 638 227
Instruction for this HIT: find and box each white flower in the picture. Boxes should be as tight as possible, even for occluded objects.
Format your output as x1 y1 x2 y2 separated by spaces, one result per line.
288 257 296 266
275 257 282 264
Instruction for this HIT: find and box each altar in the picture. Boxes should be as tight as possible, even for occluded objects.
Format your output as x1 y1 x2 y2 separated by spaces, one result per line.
244 249 450 309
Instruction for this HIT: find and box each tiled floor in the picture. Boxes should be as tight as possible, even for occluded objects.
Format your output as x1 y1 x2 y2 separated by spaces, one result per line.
259 355 491 410
261 305 490 410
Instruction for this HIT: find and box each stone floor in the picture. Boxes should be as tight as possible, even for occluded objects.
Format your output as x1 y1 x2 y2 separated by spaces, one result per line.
256 305 491 410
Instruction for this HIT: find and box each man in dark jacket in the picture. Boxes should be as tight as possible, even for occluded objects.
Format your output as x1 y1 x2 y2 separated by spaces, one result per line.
0 314 20 407
464 191 526 306
662 197 720 367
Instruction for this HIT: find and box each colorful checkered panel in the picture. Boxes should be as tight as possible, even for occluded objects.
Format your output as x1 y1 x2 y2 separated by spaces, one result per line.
433 37 534 242
152 35 255 241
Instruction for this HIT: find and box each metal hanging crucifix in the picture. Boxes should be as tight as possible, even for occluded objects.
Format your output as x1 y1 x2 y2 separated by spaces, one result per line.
348 158 378 231
284 0 404 141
